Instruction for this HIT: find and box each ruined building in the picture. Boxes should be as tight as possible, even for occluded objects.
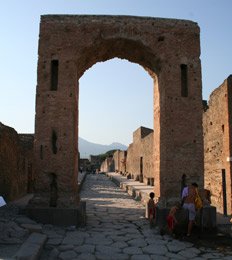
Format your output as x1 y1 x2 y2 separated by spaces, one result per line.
101 77 232 215
126 127 154 184
100 127 154 184
34 15 204 207
112 150 127 174
203 76 232 216
101 156 115 173
0 122 34 201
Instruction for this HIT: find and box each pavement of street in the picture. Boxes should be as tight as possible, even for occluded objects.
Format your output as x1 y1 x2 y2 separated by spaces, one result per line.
105 172 154 205
106 172 232 226
0 172 232 259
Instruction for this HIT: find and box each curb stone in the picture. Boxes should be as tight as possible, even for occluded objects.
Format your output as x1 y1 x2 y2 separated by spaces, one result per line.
14 232 47 260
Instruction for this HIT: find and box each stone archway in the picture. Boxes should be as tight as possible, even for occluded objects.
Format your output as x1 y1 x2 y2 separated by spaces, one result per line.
34 15 204 207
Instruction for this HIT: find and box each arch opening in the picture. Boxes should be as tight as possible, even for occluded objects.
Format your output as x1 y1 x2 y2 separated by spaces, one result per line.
79 57 154 153
77 37 160 80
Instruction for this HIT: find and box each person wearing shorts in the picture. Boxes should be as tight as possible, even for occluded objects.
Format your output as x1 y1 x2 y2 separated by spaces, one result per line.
182 183 198 236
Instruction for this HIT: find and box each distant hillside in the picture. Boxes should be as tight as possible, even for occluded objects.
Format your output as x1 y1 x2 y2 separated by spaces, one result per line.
79 137 127 158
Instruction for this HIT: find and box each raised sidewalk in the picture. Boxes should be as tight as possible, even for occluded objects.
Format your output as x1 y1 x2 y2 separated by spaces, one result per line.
106 172 154 205
105 172 231 229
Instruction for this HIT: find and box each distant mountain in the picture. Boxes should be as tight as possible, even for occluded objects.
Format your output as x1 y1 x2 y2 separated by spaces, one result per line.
79 137 127 158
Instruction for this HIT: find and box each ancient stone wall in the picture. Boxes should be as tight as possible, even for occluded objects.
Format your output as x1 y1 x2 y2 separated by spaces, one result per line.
121 151 127 173
112 150 120 172
100 157 114 173
89 155 102 171
118 151 127 173
19 134 35 193
79 158 91 172
112 150 126 173
125 143 135 177
0 123 34 201
126 127 153 183
203 76 232 215
141 131 154 185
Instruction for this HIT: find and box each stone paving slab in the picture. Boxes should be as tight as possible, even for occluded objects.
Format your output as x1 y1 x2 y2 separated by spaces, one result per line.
106 172 232 229
20 223 42 233
1 173 232 260
59 250 77 260
14 232 47 260
106 172 153 204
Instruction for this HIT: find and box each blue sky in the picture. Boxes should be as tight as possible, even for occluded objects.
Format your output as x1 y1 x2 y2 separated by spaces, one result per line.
0 1 231 145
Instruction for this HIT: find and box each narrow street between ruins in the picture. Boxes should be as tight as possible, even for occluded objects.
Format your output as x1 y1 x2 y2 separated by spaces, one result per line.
0 173 232 259
40 173 232 259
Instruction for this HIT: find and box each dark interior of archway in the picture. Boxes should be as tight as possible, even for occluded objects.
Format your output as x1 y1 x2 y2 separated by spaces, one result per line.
77 38 160 79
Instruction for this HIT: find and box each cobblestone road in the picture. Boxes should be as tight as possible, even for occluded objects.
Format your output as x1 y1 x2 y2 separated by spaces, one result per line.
41 173 232 259
1 173 232 259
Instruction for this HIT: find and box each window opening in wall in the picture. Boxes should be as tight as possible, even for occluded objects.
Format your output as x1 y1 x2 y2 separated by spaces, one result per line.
27 163 33 193
40 145 43 160
222 124 224 133
23 158 26 172
49 173 58 207
180 64 188 97
151 178 154 186
51 60 59 91
222 169 227 216
52 130 58 154
139 157 143 183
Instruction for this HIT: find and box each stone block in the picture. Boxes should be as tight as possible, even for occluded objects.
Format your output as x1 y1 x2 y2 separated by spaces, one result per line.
14 232 47 260
21 224 42 233
26 201 86 227
156 207 189 236
156 206 217 233
199 206 217 229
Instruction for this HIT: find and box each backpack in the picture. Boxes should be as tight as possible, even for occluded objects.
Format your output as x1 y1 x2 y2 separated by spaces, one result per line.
195 189 203 209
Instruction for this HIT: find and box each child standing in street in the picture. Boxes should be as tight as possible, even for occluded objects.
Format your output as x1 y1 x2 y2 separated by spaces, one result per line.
148 192 156 228
166 204 179 235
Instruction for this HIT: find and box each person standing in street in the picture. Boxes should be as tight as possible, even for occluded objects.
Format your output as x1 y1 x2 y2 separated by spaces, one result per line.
181 182 198 236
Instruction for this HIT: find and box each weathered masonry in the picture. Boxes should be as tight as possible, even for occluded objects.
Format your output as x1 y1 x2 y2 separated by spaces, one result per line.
0 122 34 202
126 127 154 184
203 76 232 215
34 15 204 206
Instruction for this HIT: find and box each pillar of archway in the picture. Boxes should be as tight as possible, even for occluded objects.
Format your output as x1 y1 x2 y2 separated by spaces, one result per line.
34 15 204 207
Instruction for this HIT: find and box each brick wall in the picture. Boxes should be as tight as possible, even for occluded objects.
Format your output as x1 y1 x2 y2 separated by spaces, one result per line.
126 127 154 182
0 123 34 201
100 157 114 173
35 15 203 206
203 75 232 215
